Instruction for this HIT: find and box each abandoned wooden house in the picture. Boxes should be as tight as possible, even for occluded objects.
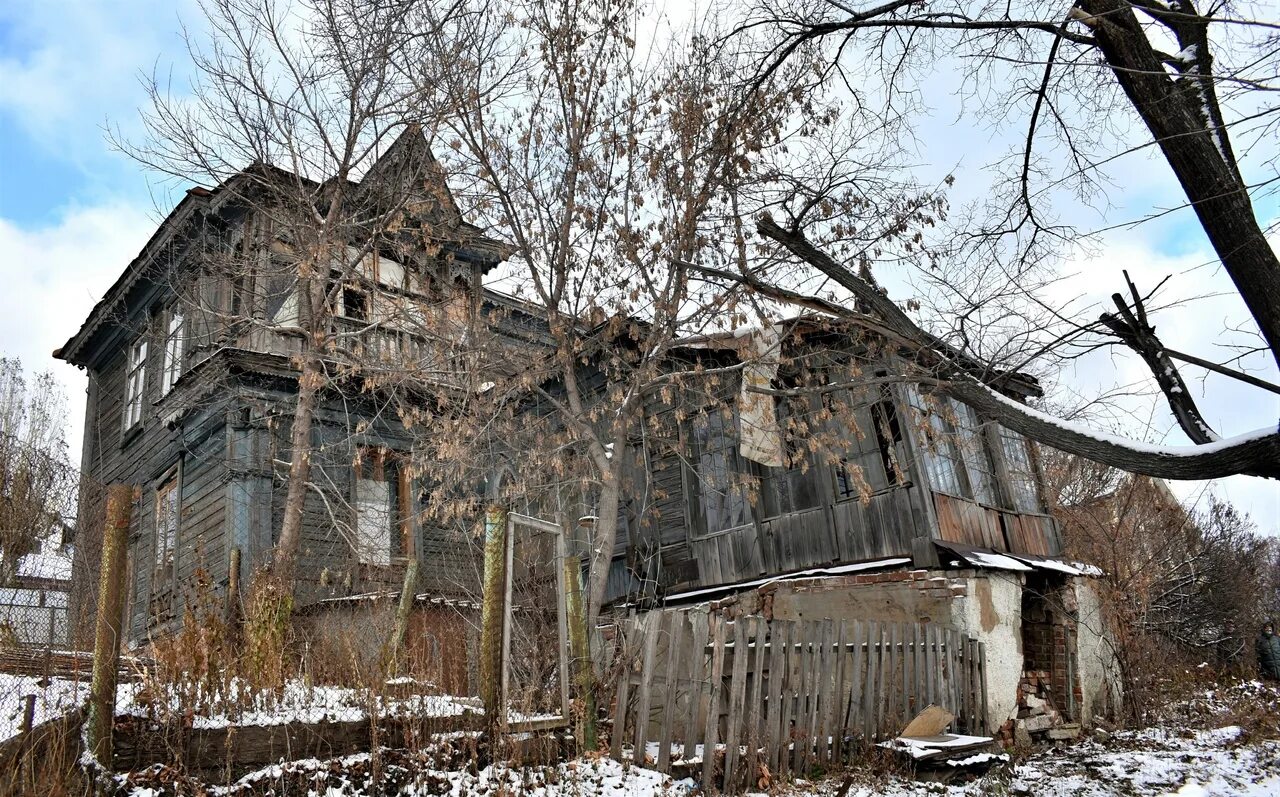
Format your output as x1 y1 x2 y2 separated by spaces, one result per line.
593 324 1119 756
54 125 1117 749
53 128 534 652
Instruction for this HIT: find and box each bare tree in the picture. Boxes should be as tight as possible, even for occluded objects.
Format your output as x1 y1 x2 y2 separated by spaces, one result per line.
0 358 77 587
400 0 943 627
1046 456 1279 716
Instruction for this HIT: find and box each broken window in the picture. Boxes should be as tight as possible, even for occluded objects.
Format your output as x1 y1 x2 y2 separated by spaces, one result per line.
123 337 148 429
691 409 754 535
153 473 179 598
353 447 413 565
833 380 904 498
160 305 185 396
908 387 969 497
999 428 1041 513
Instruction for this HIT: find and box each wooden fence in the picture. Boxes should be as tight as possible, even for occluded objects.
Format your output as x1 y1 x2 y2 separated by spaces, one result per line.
610 610 987 792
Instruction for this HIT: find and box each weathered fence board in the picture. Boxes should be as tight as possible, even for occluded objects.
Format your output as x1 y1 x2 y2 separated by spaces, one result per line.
611 611 987 793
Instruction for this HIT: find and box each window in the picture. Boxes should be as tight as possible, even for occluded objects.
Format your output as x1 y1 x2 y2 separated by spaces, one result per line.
691 410 753 534
160 306 185 395
342 285 369 321
123 337 148 429
999 428 1041 513
353 447 413 565
909 388 968 497
761 397 819 517
834 383 904 499
952 401 998 506
153 475 178 593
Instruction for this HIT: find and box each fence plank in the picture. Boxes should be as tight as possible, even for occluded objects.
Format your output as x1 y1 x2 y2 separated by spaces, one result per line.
657 612 684 772
744 617 767 788
633 612 661 764
829 620 848 763
687 611 710 763
723 619 749 791
772 620 792 779
978 638 989 734
897 621 909 722
874 621 888 738
790 622 811 774
814 619 835 766
611 619 635 760
861 620 876 738
702 615 727 792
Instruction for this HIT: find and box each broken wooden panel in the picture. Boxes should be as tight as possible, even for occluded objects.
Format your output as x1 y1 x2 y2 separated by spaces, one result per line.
933 492 1006 551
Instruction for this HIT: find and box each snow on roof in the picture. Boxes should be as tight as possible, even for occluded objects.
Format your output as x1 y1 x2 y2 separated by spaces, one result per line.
656 557 913 605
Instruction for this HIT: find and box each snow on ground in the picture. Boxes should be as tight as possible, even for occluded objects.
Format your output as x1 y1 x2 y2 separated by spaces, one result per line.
0 671 91 740
0 673 478 742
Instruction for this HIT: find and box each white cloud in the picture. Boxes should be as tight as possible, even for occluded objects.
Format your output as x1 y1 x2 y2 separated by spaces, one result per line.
0 202 157 461
0 0 199 154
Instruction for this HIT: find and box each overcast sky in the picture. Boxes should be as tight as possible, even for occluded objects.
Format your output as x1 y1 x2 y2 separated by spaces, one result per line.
0 0 1276 533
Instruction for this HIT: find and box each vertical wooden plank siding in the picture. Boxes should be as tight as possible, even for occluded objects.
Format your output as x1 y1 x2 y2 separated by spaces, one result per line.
657 611 685 772
633 612 661 762
723 618 749 791
702 616 727 792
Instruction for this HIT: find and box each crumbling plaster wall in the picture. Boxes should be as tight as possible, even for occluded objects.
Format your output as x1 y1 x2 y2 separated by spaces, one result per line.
1074 578 1121 723
948 570 1025 729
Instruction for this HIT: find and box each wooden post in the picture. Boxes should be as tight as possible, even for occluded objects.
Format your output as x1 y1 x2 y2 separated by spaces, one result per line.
383 558 418 676
86 484 132 776
563 539 596 749
479 504 508 732
20 694 35 736
225 546 242 628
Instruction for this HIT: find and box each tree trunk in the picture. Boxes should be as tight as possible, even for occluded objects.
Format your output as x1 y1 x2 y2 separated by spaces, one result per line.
272 351 322 587
1081 0 1280 367
585 480 621 629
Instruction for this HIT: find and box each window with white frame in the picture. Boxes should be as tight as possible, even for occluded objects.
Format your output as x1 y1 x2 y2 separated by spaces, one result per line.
123 337 148 429
160 305 185 395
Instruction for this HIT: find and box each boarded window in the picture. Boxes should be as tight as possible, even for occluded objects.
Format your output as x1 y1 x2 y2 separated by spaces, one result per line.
160 305 185 395
153 474 178 594
691 410 753 535
999 428 1041 513
353 448 413 565
123 337 148 429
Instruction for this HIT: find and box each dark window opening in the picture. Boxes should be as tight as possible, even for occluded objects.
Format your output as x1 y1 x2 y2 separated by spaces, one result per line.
343 286 369 321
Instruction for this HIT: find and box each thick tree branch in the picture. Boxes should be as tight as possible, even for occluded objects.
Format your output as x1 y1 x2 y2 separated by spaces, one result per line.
755 215 1280 480
1098 270 1219 445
